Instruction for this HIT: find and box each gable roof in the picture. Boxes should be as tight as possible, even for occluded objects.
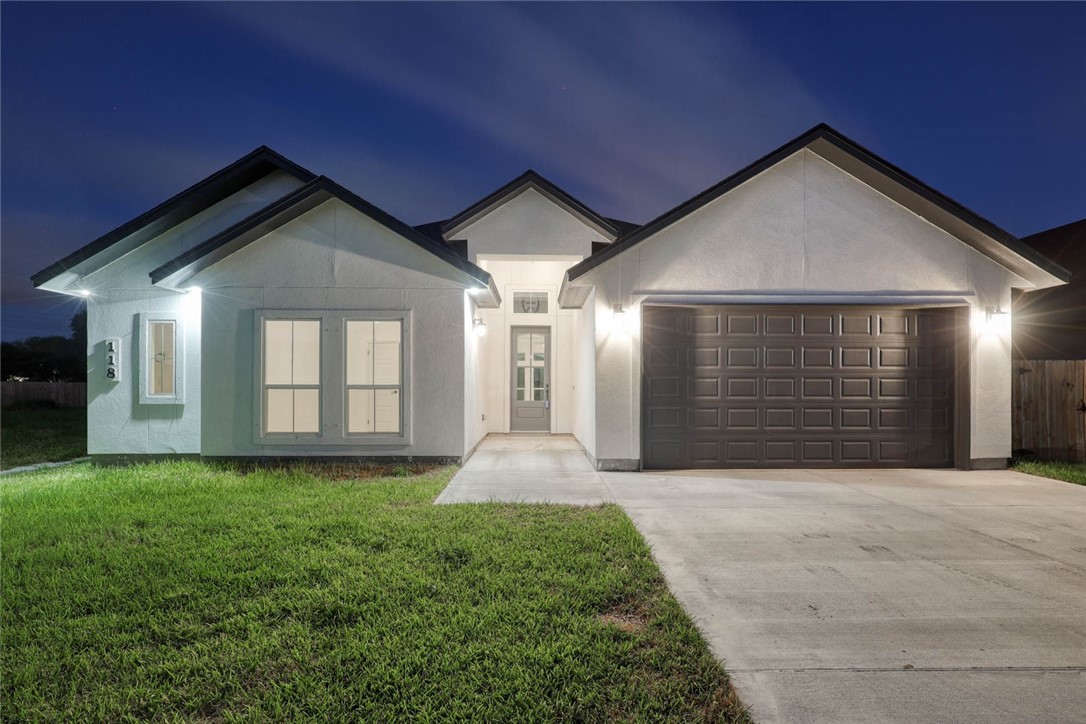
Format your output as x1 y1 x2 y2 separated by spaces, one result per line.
32 146 316 289
439 169 620 240
565 124 1071 289
148 176 501 306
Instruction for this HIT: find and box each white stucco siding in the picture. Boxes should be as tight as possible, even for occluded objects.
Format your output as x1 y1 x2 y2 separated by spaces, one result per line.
86 289 202 454
193 200 469 458
475 258 583 436
464 294 487 456
572 289 597 459
580 149 1028 466
456 188 605 262
82 174 301 456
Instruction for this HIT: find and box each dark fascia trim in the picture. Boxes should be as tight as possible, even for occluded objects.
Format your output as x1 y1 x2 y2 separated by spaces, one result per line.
566 124 1071 284
32 146 317 287
149 176 499 301
440 170 620 239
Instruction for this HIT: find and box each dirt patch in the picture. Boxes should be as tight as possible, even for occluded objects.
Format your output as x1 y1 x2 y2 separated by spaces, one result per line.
598 600 652 634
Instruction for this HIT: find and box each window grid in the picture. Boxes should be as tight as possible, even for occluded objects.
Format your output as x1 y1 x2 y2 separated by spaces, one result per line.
263 319 321 435
345 320 403 435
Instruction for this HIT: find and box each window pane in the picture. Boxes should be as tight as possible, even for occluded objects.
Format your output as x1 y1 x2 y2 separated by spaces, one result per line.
374 389 400 433
347 388 375 433
533 367 545 401
373 322 401 385
532 334 545 363
266 388 294 432
293 388 320 433
516 333 530 365
346 321 374 385
150 321 175 395
292 321 321 385
516 367 526 401
264 321 293 385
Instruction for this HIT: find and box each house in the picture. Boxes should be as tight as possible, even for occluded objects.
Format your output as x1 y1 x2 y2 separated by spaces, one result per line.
1012 218 1086 360
33 124 1070 470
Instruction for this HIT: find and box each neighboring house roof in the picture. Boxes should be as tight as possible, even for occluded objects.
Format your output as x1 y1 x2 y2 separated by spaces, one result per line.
439 169 621 240
1013 218 1086 360
31 146 316 290
148 176 501 306
564 123 1071 289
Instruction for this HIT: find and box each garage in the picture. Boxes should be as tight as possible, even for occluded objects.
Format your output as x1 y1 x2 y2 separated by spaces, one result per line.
642 305 963 469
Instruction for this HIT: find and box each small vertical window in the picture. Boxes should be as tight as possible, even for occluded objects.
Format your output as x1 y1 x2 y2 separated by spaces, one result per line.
148 321 176 395
345 320 402 434
138 313 184 405
263 319 321 434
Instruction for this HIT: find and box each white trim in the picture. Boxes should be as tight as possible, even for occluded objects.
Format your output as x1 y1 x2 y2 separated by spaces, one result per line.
252 310 413 448
137 312 184 405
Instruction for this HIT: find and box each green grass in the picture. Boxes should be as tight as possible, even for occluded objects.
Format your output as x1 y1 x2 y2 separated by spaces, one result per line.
1012 459 1086 486
0 405 86 470
1 462 748 722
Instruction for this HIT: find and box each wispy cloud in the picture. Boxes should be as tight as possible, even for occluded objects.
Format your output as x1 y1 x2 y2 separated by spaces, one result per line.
207 3 837 221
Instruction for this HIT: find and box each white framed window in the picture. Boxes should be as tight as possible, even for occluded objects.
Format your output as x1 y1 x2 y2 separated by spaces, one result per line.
253 310 411 446
512 291 548 314
261 319 321 435
345 320 402 435
138 313 184 404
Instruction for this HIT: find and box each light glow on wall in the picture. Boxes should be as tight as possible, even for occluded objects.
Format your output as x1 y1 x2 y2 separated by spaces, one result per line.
981 305 1011 336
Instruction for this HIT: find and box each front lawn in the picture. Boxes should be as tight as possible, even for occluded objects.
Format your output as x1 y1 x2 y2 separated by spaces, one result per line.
2 462 748 721
1012 459 1086 486
0 405 86 470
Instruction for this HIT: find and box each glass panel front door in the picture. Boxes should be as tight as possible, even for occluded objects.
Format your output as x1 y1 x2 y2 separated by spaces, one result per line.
510 327 550 432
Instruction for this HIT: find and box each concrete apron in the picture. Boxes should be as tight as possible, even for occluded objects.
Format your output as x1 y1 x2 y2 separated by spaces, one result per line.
439 451 1086 724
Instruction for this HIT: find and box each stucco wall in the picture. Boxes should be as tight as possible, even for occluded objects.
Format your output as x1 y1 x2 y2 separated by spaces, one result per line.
577 149 1026 467
82 171 303 455
464 294 487 455
572 288 597 459
193 199 470 458
457 187 605 262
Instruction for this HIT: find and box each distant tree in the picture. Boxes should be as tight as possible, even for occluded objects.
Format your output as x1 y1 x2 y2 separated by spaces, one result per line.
1 311 86 381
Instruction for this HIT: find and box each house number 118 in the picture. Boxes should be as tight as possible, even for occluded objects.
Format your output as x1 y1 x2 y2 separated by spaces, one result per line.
105 338 121 382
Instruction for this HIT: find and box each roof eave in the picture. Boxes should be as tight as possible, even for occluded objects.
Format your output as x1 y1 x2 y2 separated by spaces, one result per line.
440 171 619 240
150 176 499 295
32 146 317 289
566 124 1071 289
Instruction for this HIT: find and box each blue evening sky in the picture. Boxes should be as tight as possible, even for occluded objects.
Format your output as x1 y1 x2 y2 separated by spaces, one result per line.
2 2 1083 340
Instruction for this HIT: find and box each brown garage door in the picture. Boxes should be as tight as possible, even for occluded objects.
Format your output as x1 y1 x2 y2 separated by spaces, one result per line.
642 306 959 469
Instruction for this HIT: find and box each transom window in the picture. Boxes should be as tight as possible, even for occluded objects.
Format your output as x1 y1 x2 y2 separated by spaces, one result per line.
345 320 402 434
263 319 321 434
513 291 548 314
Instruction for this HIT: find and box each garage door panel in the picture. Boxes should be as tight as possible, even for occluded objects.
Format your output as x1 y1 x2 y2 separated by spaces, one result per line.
642 305 957 469
802 313 835 336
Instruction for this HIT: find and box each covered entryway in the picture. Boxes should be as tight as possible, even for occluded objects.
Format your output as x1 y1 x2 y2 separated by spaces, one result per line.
642 305 963 469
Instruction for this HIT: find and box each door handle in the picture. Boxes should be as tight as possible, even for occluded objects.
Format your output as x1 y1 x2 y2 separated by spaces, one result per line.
545 383 550 409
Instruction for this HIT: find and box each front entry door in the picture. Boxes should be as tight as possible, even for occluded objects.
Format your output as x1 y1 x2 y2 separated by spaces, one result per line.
511 327 550 432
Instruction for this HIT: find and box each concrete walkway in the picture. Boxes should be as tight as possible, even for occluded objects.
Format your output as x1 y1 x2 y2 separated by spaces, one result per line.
435 434 613 505
438 437 1086 724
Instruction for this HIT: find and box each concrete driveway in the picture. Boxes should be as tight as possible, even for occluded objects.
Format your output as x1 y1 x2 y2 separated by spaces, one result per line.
439 437 1086 723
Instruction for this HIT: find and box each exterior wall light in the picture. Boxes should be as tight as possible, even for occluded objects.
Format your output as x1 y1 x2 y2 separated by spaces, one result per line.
187 286 202 294
77 290 90 297
983 305 1010 335
473 317 487 337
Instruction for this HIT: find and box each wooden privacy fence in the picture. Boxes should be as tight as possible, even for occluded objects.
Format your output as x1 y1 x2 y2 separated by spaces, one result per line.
1012 360 1086 463
1 381 87 408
